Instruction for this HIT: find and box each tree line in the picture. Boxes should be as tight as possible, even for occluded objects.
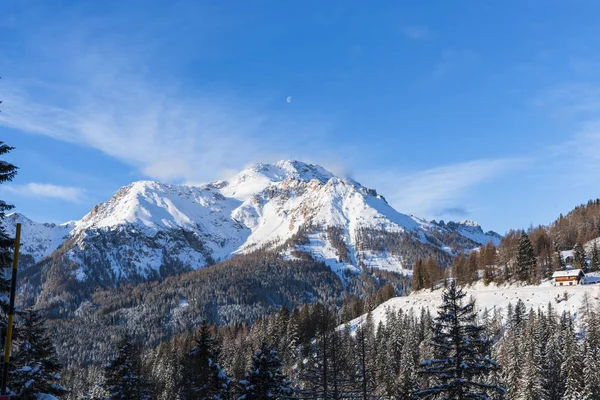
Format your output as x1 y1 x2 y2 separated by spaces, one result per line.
411 206 600 291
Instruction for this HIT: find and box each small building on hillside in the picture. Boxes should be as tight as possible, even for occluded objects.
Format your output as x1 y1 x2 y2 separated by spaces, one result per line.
552 269 585 286
560 250 575 267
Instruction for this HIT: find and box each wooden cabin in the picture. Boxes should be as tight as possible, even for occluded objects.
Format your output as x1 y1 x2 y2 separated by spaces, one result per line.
552 269 585 286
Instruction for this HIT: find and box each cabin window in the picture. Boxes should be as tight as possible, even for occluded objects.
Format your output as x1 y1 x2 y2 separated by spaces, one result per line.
560 283 563 286
569 282 573 286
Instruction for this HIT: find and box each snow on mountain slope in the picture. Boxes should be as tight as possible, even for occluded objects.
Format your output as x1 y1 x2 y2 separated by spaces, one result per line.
74 180 249 261
434 220 501 246
10 160 500 285
347 281 600 332
3 213 76 262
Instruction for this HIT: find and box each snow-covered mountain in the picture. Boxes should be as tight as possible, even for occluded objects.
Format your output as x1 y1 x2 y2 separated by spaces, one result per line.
3 213 76 265
433 219 501 247
7 160 501 287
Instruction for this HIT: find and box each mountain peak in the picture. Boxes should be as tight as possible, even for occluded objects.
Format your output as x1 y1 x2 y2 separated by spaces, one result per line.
221 160 339 201
457 220 480 228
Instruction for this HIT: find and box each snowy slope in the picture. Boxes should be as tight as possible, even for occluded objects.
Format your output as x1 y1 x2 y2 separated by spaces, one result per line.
3 213 76 262
10 160 500 284
348 280 600 331
434 220 501 246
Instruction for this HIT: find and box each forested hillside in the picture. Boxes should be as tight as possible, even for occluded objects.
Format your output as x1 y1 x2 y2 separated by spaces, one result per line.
411 199 600 291
61 281 600 399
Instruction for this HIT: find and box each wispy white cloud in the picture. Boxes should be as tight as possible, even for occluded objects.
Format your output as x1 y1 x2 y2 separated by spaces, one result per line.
359 158 526 218
536 83 600 185
401 26 430 40
0 79 275 183
0 10 334 185
2 183 86 202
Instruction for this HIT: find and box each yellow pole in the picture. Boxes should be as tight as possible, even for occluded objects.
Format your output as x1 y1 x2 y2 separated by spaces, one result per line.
2 222 20 394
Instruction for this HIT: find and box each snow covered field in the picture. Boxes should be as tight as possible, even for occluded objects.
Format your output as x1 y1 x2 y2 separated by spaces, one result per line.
349 280 600 330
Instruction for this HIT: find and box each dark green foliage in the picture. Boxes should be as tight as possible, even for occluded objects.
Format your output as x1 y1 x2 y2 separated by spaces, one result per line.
572 242 587 271
416 281 504 399
104 337 153 400
10 309 65 399
178 322 230 400
0 142 17 300
591 241 600 272
237 341 292 400
516 232 536 284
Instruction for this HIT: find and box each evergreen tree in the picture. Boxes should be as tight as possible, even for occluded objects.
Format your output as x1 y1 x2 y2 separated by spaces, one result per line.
237 341 292 400
590 241 600 272
514 313 545 399
104 337 153 400
516 232 536 283
582 340 600 400
298 304 347 399
353 312 377 399
412 258 426 291
554 249 566 272
573 242 587 271
561 319 584 400
395 330 419 400
416 280 504 399
10 309 66 399
0 142 17 323
179 322 230 400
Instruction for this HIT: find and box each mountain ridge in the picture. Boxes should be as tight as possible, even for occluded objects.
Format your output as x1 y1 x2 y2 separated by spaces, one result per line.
5 160 501 313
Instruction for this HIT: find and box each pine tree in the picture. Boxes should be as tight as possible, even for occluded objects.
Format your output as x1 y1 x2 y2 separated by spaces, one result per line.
561 315 584 400
514 312 546 399
590 241 600 272
554 249 566 271
582 340 600 399
395 330 419 400
10 309 66 399
516 232 536 283
179 322 230 400
412 258 426 291
0 142 17 325
104 337 153 400
237 341 292 400
353 312 377 399
542 328 563 400
298 304 339 399
416 280 504 399
573 242 587 271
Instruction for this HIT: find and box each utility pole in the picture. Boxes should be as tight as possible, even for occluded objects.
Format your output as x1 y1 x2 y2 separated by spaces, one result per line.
1 223 21 396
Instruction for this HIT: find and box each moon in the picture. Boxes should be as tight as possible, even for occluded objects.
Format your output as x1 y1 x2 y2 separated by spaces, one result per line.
286 96 292 103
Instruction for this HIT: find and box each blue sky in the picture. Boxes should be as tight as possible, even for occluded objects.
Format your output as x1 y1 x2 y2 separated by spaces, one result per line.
1 0 600 233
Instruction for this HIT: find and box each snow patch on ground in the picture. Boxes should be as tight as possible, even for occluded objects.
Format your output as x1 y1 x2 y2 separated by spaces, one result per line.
347 280 600 331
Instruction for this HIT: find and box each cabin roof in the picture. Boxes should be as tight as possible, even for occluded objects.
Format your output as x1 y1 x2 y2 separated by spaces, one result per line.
552 269 584 278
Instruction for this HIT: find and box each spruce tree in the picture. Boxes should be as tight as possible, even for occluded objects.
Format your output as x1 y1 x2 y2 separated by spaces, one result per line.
353 312 377 399
561 319 584 400
0 142 17 320
514 312 546 399
516 232 536 283
395 331 419 400
179 322 230 400
416 280 504 399
10 309 66 399
573 242 587 271
298 305 337 399
104 337 153 400
590 241 600 272
237 341 292 400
